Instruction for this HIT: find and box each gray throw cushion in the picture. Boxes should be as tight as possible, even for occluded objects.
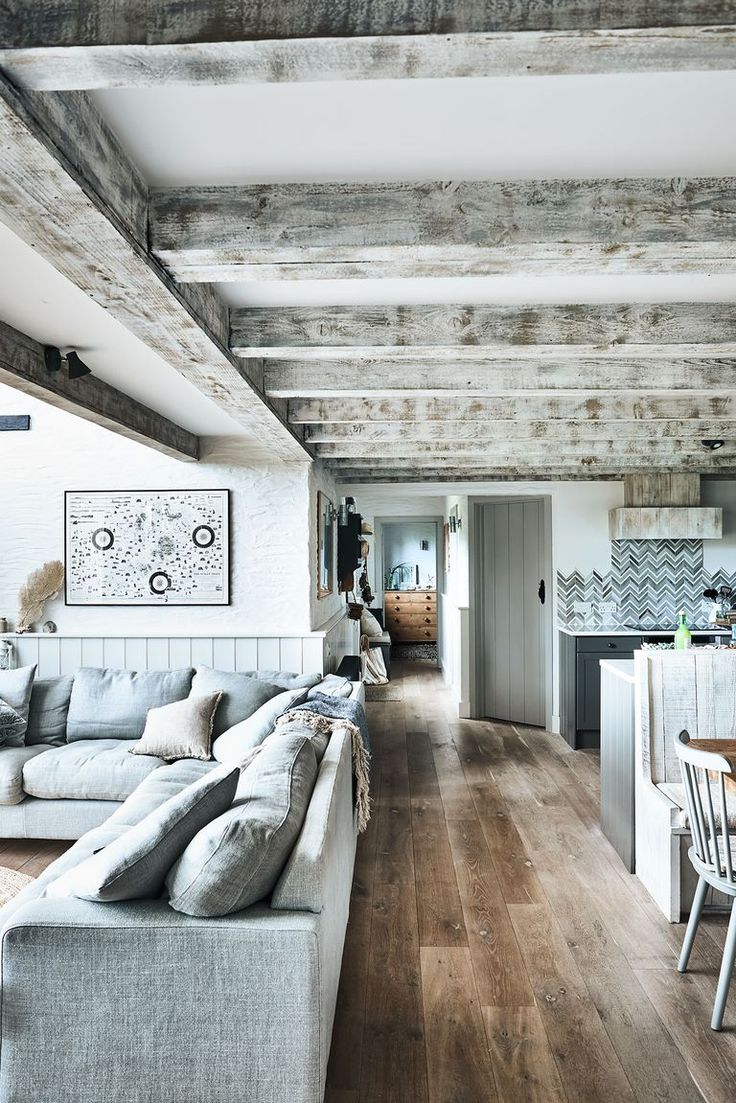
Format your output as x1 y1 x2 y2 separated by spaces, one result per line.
191 667 283 737
66 667 194 741
0 665 36 744
0 700 27 748
23 739 165 801
166 731 319 917
131 691 222 762
26 675 74 746
242 670 322 690
211 687 309 766
47 764 239 902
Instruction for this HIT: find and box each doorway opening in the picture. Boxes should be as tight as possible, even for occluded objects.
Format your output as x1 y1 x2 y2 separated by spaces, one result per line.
376 517 442 666
472 497 553 728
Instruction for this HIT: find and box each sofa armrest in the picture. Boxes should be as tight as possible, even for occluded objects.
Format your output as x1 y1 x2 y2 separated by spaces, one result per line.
1 897 325 1103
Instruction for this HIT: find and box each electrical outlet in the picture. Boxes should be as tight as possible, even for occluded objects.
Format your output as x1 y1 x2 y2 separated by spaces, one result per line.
600 602 618 614
573 602 592 617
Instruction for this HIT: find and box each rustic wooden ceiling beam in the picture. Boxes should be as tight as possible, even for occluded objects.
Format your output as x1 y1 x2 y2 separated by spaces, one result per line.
290 395 736 424
152 179 736 283
331 461 736 482
1 3 734 88
305 419 736 443
232 303 736 362
315 439 735 460
0 71 308 459
0 320 199 461
265 358 736 399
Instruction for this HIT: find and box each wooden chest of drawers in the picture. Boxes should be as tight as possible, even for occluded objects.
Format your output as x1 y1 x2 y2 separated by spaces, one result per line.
384 590 437 643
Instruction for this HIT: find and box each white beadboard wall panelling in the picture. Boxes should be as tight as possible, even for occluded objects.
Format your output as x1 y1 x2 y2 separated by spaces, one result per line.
1 610 354 677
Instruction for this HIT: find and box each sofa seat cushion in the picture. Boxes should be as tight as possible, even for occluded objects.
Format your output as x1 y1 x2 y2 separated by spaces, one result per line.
66 667 194 742
0 746 49 805
22 740 165 802
658 782 736 830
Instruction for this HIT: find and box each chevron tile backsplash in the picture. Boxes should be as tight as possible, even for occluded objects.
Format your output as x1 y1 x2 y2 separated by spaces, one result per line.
557 539 736 630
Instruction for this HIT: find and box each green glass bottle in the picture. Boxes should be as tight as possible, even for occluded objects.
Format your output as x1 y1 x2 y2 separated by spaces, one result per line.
674 609 692 650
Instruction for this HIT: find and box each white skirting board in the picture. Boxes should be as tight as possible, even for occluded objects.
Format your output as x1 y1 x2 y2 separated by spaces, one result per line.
0 611 359 678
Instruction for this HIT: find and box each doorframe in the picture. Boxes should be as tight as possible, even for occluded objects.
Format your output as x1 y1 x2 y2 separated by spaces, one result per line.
469 495 554 730
374 515 444 668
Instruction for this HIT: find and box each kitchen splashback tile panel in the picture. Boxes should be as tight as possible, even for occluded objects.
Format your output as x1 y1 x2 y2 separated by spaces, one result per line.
558 538 724 630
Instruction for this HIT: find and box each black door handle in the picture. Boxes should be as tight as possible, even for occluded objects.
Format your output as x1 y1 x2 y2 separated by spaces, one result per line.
538 579 545 605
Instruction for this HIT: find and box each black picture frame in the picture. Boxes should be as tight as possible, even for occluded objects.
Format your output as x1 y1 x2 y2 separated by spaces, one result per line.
64 489 231 607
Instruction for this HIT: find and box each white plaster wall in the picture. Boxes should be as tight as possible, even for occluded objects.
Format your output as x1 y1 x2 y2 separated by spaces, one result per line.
383 521 437 589
1 386 321 635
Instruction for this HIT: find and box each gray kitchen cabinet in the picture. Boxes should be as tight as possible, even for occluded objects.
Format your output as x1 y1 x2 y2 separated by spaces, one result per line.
560 632 641 749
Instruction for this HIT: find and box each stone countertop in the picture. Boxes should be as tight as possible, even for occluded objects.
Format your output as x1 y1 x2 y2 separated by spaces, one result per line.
558 626 730 637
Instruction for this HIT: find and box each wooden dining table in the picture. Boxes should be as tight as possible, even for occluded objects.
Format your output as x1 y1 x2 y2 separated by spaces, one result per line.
689 739 736 791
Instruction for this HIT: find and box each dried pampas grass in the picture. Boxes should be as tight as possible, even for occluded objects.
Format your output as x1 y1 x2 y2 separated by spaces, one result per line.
17 561 64 634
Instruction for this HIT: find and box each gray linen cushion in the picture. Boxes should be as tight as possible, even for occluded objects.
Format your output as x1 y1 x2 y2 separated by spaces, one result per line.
0 665 36 743
0 700 27 748
212 687 309 765
131 691 222 762
25 675 74 746
242 670 322 690
47 764 239 902
191 667 283 737
0 745 48 805
66 667 194 741
166 731 319 916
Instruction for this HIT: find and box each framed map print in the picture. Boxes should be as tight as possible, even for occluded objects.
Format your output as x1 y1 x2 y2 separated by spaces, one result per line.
65 489 230 606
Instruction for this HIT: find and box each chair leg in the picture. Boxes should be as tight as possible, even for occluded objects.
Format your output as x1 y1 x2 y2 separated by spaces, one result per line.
679 877 706 975
712 900 736 1031
678 876 708 973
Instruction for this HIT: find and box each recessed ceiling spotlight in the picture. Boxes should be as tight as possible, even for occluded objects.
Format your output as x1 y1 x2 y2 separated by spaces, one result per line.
701 439 725 451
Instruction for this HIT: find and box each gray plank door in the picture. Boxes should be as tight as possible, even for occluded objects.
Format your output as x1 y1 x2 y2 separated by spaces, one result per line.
479 500 545 726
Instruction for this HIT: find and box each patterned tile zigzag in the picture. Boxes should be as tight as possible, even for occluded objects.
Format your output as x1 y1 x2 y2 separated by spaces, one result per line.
557 539 736 630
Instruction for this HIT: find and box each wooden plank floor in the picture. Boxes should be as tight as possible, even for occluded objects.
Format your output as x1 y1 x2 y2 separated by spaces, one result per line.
326 661 736 1103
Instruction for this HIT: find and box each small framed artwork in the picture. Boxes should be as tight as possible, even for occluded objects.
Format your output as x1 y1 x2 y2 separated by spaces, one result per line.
65 489 230 606
317 491 335 599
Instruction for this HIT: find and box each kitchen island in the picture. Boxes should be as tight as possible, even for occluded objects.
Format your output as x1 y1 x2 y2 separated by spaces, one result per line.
559 626 728 749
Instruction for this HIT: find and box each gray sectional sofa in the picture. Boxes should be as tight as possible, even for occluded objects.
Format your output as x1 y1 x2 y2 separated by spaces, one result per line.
0 664 365 1103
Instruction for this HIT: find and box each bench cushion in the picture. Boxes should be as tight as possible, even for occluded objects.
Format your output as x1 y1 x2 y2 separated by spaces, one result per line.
66 667 194 742
22 739 165 802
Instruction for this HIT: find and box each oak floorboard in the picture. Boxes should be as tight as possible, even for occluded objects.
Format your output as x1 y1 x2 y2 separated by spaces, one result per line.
447 818 534 1007
482 1006 567 1103
421 947 498 1103
508 903 636 1103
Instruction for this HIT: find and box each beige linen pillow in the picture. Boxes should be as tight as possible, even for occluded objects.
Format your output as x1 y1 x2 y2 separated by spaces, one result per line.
131 691 222 762
360 609 383 638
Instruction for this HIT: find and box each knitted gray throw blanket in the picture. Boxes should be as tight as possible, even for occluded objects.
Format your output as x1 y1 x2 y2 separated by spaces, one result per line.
276 693 371 831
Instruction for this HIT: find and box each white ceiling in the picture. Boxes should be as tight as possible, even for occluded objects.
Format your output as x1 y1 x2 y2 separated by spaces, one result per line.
0 223 242 435
3 69 736 439
94 70 736 311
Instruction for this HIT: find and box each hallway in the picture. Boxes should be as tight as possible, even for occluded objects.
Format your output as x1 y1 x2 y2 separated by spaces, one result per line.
326 663 736 1103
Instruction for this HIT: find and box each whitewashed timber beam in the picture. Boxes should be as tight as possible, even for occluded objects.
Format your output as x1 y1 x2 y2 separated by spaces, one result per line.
0 72 308 460
329 465 736 483
231 303 736 362
314 440 736 461
0 320 199 461
323 451 736 470
0 3 734 88
265 358 736 399
305 420 736 444
289 395 736 424
152 179 736 282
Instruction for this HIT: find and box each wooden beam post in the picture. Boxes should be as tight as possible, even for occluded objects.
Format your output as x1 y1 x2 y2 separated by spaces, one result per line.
1 3 734 88
0 320 199 461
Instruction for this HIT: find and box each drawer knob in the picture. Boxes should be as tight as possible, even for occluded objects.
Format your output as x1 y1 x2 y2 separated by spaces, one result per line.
607 642 616 649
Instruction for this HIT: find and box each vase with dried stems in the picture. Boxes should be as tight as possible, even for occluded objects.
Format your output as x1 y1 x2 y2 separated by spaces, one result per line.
17 561 64 634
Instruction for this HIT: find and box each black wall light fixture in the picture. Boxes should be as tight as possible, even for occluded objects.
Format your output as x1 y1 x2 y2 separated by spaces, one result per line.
701 439 725 451
43 346 92 379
